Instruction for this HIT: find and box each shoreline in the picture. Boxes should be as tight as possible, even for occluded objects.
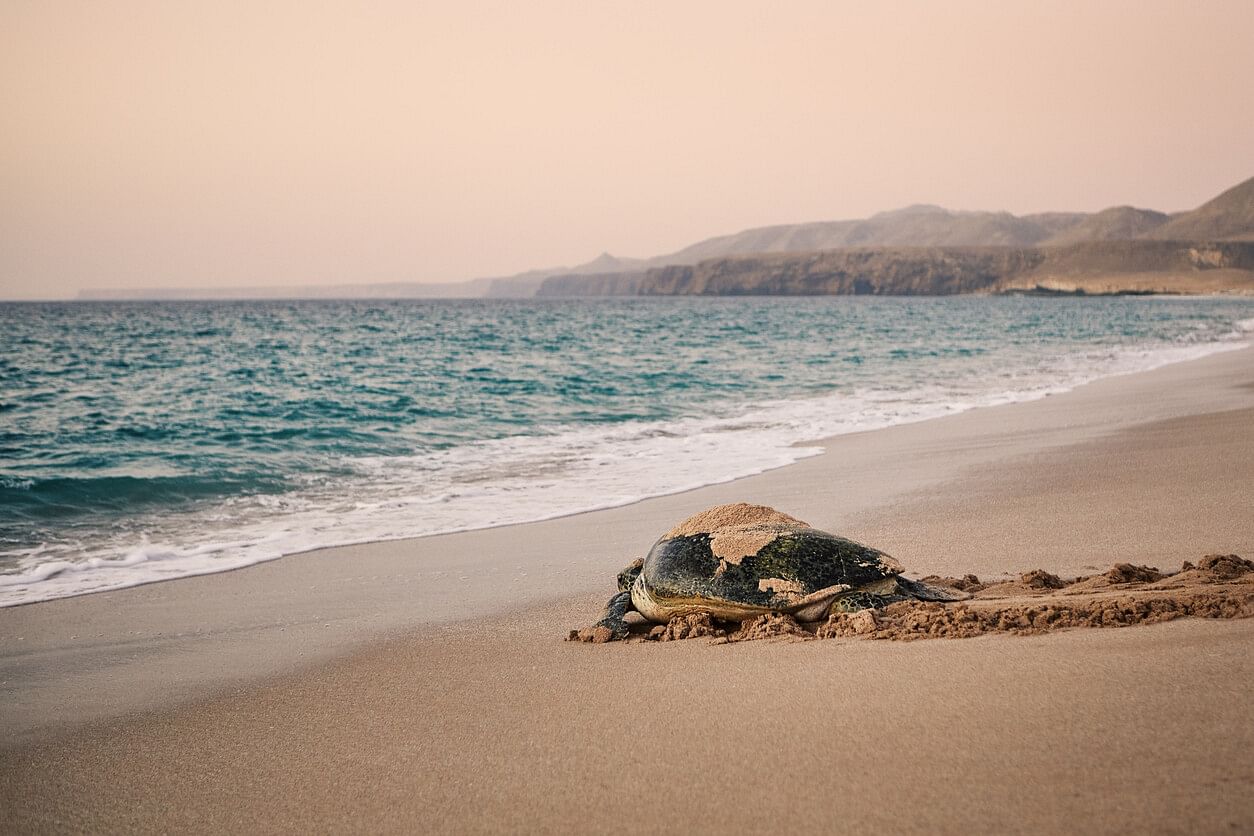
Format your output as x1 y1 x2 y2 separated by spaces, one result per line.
3 344 1253 832
4 328 1250 609
2 344 1252 745
4 288 1254 303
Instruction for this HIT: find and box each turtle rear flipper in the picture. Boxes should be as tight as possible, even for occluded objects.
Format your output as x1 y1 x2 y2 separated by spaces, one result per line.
896 576 972 602
831 590 908 613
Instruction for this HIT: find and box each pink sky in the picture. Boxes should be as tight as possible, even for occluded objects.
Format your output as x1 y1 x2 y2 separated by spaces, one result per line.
2 0 1253 298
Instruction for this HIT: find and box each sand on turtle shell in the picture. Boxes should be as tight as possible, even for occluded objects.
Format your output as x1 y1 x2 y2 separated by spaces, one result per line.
572 555 1254 644
662 503 809 539
662 503 809 565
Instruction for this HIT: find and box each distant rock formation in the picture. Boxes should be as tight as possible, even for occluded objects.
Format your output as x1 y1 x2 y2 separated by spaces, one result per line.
1042 206 1170 245
537 241 1254 297
535 272 644 297
659 206 1086 265
1146 176 1254 241
536 174 1254 298
635 248 1043 296
483 252 646 298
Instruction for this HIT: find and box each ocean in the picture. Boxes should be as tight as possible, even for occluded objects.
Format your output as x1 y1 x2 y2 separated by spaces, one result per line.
2 296 1253 606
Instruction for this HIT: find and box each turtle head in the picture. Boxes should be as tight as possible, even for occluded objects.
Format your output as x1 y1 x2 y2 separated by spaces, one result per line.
617 557 644 592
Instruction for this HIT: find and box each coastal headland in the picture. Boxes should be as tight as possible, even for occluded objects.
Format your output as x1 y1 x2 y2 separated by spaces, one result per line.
531 175 1254 297
3 346 1253 833
76 175 1254 302
536 240 1254 297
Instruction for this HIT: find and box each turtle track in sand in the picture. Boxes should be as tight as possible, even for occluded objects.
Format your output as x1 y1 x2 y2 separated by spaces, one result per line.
571 554 1254 644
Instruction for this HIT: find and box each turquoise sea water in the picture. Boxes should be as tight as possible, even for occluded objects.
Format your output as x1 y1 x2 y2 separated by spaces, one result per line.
2 296 1253 605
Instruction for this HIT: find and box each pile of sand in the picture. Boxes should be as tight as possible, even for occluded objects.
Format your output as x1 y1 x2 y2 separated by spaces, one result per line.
724 612 811 642
660 503 808 539
647 612 726 641
573 555 1254 644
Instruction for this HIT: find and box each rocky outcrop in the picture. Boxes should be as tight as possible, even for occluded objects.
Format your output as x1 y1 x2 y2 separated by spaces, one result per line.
1033 239 1254 273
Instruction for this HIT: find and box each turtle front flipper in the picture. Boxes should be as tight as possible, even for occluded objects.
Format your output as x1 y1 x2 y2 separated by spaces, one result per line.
569 559 644 643
596 589 634 638
568 590 633 643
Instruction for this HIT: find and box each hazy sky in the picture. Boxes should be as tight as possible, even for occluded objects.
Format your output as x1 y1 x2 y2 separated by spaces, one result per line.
3 0 1253 298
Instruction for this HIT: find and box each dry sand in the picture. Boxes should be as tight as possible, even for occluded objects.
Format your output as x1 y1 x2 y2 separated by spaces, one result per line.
3 346 1254 833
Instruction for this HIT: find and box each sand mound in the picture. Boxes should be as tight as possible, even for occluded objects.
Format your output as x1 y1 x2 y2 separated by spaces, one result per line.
571 555 1254 644
574 612 815 645
1198 553 1254 579
1063 564 1166 593
920 574 986 592
642 612 812 644
647 613 726 642
818 593 1254 640
815 555 1254 641
976 569 1072 596
725 613 812 642
1105 563 1165 584
568 625 619 644
1021 569 1066 590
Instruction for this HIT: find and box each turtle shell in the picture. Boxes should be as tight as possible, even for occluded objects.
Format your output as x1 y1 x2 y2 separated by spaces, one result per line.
632 503 901 622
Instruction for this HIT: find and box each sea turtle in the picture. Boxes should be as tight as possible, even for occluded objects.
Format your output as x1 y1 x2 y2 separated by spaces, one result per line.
581 502 968 641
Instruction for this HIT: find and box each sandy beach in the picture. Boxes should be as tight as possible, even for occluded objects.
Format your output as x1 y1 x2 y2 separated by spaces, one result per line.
3 345 1253 834
7 3 1254 832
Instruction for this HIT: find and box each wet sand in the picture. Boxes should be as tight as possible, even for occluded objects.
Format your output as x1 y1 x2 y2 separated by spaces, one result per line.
2 346 1254 832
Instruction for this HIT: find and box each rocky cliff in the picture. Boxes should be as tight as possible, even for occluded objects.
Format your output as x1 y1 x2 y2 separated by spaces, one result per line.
635 248 1043 296
534 175 1254 298
536 241 1254 297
